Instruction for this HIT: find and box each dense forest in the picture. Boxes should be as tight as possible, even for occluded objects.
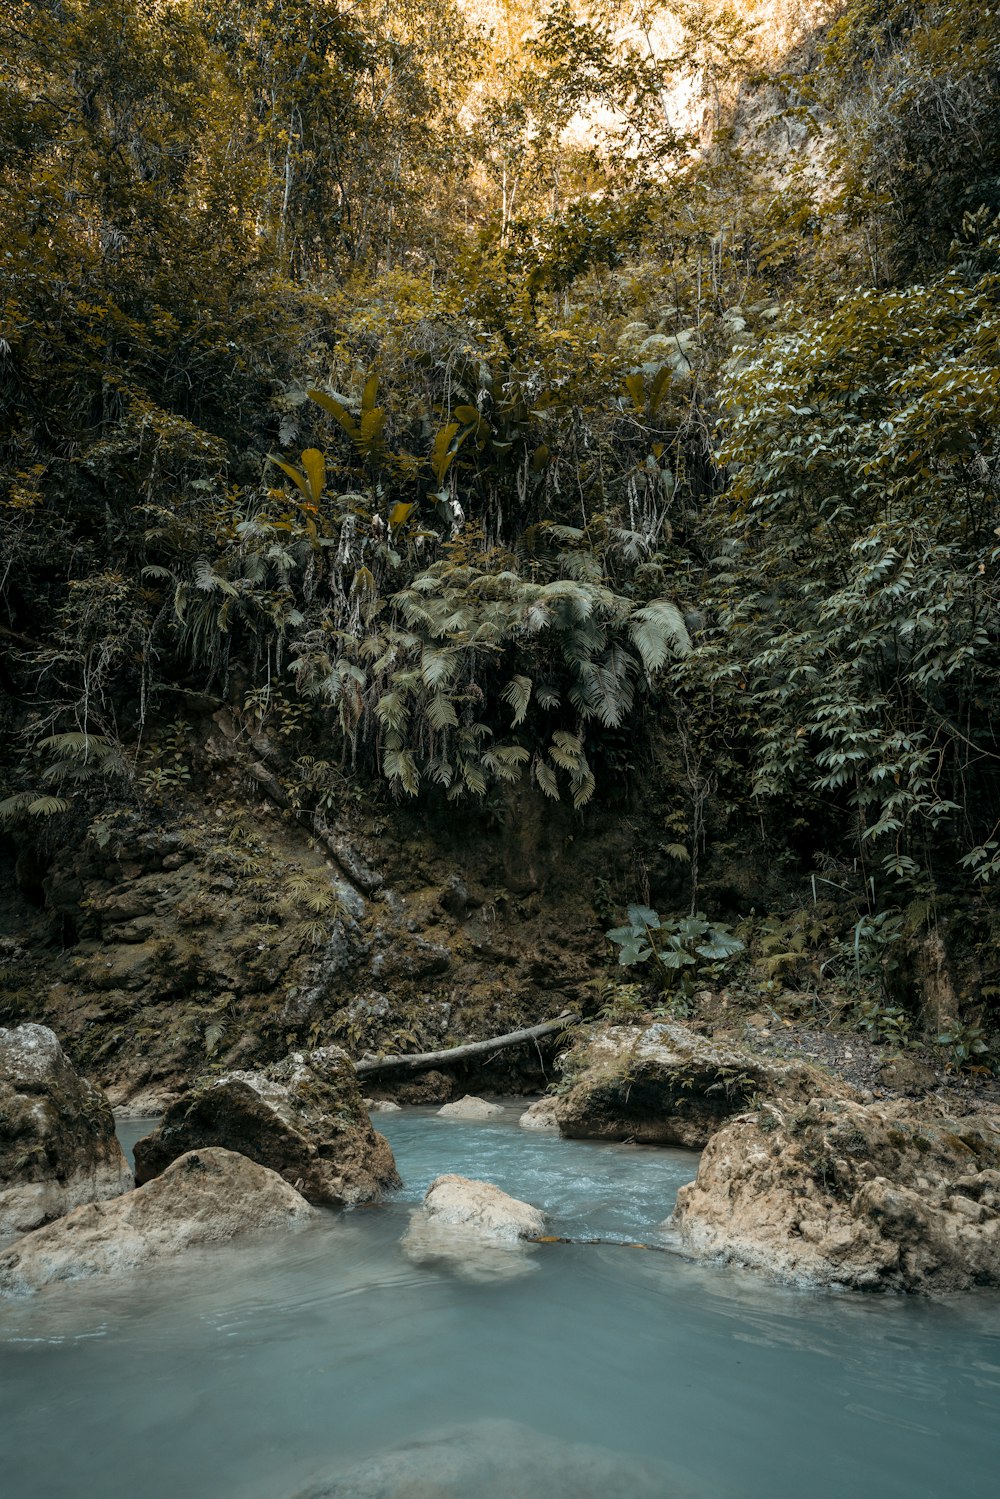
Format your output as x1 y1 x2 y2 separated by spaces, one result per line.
2 0 1000 1084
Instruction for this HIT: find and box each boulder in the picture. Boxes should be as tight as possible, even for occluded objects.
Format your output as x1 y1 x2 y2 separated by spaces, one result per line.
363 1098 402 1113
436 1095 504 1120
0 1024 132 1240
555 1020 851 1148
668 1097 1000 1293
402 1175 545 1282
519 1097 559 1131
0 1148 313 1296
294 1418 677 1498
133 1048 400 1206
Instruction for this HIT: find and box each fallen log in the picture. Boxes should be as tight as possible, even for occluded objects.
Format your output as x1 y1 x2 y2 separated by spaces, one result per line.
354 1013 578 1077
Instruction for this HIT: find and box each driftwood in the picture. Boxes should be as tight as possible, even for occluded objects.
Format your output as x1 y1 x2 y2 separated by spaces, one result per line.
354 1013 578 1077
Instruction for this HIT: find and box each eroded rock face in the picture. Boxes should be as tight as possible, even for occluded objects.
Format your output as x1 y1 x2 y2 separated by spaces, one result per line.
402 1175 545 1281
133 1048 400 1205
437 1095 504 1120
0 1147 313 1297
668 1097 1000 1293
0 1024 132 1240
555 1021 851 1148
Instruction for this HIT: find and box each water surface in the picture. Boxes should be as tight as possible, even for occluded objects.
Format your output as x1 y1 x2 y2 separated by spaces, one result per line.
1 1103 999 1498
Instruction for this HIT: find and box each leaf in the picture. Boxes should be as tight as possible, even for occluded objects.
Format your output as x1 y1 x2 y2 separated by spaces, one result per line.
299 448 326 504
501 674 532 726
388 501 415 530
307 389 357 438
628 599 692 670
627 903 661 930
657 948 696 968
695 932 745 960
534 759 560 800
269 454 312 501
361 373 380 413
616 937 653 966
19 795 70 818
431 422 461 484
425 692 458 730
625 372 645 411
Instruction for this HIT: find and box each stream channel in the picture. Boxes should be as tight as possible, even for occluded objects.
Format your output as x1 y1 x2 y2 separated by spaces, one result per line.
2 1103 1000 1497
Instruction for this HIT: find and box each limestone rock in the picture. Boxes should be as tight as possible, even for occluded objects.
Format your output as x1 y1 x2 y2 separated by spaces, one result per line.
518 1097 559 1131
668 1097 1000 1293
294 1418 677 1498
401 1174 545 1281
133 1047 400 1205
0 1024 132 1240
436 1095 504 1120
555 1020 850 1148
364 1099 402 1113
0 1147 313 1296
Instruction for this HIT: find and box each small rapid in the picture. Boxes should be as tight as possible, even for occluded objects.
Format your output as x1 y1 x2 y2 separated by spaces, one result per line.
2 1103 999 1498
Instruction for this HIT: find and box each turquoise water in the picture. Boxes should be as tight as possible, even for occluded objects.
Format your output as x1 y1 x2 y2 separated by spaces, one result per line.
1 1103 999 1498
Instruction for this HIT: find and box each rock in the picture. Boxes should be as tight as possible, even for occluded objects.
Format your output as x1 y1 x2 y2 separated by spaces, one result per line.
879 1056 938 1094
110 1085 181 1118
401 1174 545 1281
133 1048 400 1206
363 1098 402 1113
294 1418 678 1498
437 1095 504 1120
391 1070 453 1105
555 1020 851 1148
0 1024 133 1240
0 1148 313 1296
518 1097 559 1131
668 1097 1000 1293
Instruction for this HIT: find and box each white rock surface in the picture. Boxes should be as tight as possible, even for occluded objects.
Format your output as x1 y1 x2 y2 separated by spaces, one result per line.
518 1097 559 1131
0 1147 313 1297
401 1174 545 1282
436 1095 504 1120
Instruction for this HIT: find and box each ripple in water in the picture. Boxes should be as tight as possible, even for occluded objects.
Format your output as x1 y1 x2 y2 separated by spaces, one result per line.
0 1103 998 1499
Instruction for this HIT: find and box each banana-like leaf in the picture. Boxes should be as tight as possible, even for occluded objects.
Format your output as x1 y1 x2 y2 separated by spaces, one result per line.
388 501 415 530
624 372 645 412
300 448 326 504
307 388 358 438
361 373 380 413
269 454 312 501
431 423 461 484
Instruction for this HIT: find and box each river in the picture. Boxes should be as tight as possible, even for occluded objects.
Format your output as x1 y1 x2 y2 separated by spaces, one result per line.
2 1104 999 1497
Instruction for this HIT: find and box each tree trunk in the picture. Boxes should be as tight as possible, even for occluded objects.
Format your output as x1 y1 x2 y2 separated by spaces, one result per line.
355 1014 578 1077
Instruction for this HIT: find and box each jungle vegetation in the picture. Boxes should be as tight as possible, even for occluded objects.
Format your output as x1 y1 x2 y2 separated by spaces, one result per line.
1 1 999 1017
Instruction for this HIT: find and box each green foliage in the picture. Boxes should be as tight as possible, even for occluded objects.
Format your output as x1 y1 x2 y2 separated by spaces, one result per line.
606 904 745 999
936 1020 993 1074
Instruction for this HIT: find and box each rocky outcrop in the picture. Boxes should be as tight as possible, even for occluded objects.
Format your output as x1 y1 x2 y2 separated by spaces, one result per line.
401 1175 545 1281
519 1097 559 1131
133 1048 400 1205
0 1024 132 1240
555 1020 851 1148
0 1147 313 1296
436 1095 504 1120
295 1418 677 1498
668 1097 1000 1293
